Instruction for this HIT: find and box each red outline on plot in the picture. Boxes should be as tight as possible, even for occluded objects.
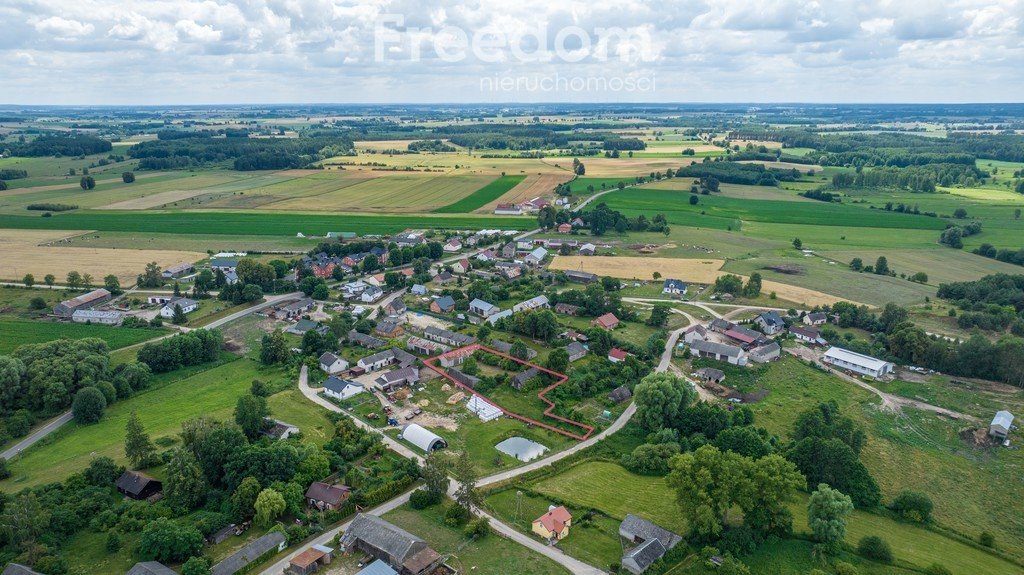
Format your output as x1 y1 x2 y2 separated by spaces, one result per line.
423 344 595 441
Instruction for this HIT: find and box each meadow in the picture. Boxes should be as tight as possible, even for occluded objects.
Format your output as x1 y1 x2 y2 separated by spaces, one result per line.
0 317 165 354
434 174 525 213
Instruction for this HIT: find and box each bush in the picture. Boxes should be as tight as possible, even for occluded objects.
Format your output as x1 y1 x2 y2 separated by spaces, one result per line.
924 564 952 575
0 457 9 480
464 517 490 539
889 490 933 522
106 531 122 552
833 561 858 575
443 502 470 527
409 489 442 510
980 531 995 547
857 535 894 563
96 380 118 404
84 456 123 486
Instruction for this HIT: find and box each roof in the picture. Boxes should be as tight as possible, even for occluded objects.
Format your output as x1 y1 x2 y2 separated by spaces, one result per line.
423 326 476 345
116 470 159 496
488 340 538 359
751 341 781 356
356 560 399 575
689 340 744 358
469 298 497 313
694 367 725 380
342 514 425 563
790 325 821 339
725 325 763 344
127 562 178 575
527 247 548 260
759 310 785 327
609 348 628 360
566 342 588 357
165 296 197 309
211 531 286 575
710 318 734 330
513 366 542 386
401 423 446 452
992 410 1015 429
823 347 891 371
349 330 386 348
807 311 828 321
72 309 122 320
402 547 442 574
619 514 683 549
662 278 687 290
376 319 402 334
305 481 350 507
378 366 419 385
623 538 667 573
58 288 111 308
2 565 44 575
512 295 549 312
433 295 456 310
593 312 619 328
291 319 320 333
534 505 572 533
411 284 427 294
324 376 361 394
608 385 632 403
320 352 342 366
210 258 238 268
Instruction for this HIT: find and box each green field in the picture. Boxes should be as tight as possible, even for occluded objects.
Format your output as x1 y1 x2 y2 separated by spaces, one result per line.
434 174 526 213
0 317 165 354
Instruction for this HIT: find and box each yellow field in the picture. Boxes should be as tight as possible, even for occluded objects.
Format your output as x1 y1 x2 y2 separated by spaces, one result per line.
0 229 206 283
550 255 852 306
731 139 783 149
354 139 414 151
581 157 700 177
476 173 574 213
325 150 566 176
265 173 497 212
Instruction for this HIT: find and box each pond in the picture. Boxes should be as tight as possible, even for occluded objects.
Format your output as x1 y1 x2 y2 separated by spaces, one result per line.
495 436 549 462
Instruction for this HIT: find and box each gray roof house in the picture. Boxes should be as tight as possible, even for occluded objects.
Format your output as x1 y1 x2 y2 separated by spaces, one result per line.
688 340 747 366
211 531 287 575
127 562 178 575
619 514 683 549
423 326 476 347
2 565 44 575
511 366 541 390
756 310 786 335
565 341 588 362
469 298 500 317
622 539 667 575
340 514 443 575
748 341 781 363
375 367 420 391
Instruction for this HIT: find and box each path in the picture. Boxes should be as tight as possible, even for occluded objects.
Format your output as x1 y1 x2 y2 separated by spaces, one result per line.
0 411 73 461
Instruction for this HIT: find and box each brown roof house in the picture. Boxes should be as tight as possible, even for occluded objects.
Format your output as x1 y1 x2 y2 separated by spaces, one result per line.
591 312 620 330
339 514 443 575
306 481 351 511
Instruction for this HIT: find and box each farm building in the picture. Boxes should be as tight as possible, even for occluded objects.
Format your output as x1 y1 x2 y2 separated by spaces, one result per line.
619 514 683 574
662 279 687 295
53 288 112 317
485 309 514 325
494 203 523 215
804 312 828 326
209 258 238 272
790 325 826 345
755 311 786 335
324 377 364 401
275 298 315 320
469 298 500 317
555 303 580 316
400 423 447 452
394 233 425 247
724 325 767 347
306 481 350 511
341 514 443 575
709 318 734 333
263 420 299 441
211 531 287 575
990 410 1014 439
683 325 707 343
592 313 620 330
406 336 448 356
438 346 476 368
524 247 549 266
489 340 538 359
349 330 387 349
375 319 405 338
358 348 416 372
566 341 588 362
558 223 572 233
287 545 335 575
319 352 350 375
116 470 162 500
127 562 177 575
688 340 747 366
443 239 462 253
578 243 596 256
512 366 542 390
512 295 550 313
375 367 420 391
622 540 667 575
423 326 476 347
822 347 894 378
356 561 398 575
608 385 632 404
748 342 781 363
532 505 572 542
159 297 198 319
288 319 329 336
448 367 480 388
161 262 195 279
693 367 725 384
565 270 598 284
71 309 123 325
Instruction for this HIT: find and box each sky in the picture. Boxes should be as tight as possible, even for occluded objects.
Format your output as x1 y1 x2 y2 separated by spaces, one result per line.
2 0 1022 105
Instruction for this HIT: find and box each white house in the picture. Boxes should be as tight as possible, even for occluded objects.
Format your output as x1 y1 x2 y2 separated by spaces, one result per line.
524 247 548 266
990 410 1014 439
822 347 894 379
469 298 500 318
756 311 786 335
410 284 428 296
319 352 349 375
361 287 384 303
443 239 462 253
804 312 828 326
323 377 364 401
159 297 199 318
512 295 550 313
662 279 687 295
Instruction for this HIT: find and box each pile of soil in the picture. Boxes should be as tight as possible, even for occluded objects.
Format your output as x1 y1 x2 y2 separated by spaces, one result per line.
763 264 805 275
959 427 993 448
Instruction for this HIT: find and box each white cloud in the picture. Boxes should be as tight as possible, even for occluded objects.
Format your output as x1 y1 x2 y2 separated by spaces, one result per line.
33 16 94 39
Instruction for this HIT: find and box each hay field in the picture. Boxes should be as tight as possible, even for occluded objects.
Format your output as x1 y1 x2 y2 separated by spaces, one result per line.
475 173 574 213
550 255 851 306
354 139 414 151
104 188 217 210
265 173 497 212
581 156 699 177
0 229 206 283
326 150 565 176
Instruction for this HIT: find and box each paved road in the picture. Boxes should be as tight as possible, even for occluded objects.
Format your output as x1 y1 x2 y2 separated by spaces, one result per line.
0 411 73 461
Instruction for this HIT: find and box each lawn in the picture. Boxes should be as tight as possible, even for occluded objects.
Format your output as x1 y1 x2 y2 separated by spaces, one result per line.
382 502 571 575
0 317 165 354
267 387 336 446
0 356 290 490
434 174 525 213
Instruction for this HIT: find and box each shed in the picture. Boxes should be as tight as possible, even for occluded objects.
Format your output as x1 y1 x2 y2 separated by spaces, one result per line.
400 423 447 452
622 538 667 575
116 470 162 499
127 562 178 575
355 560 398 575
340 514 442 575
619 514 683 549
693 367 725 384
211 531 287 575
608 385 632 404
990 410 1014 439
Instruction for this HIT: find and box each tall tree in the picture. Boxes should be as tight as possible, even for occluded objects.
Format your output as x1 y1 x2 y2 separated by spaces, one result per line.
124 410 156 468
807 483 854 559
164 449 207 511
231 476 262 520
259 330 291 365
254 488 286 527
452 449 479 511
234 394 269 440
667 445 747 539
634 373 694 433
421 452 451 499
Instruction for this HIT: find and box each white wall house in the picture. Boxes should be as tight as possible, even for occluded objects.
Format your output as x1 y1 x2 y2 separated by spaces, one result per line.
822 347 894 379
159 297 199 318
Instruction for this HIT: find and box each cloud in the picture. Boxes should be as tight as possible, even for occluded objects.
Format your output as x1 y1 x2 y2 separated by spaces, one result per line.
33 16 95 39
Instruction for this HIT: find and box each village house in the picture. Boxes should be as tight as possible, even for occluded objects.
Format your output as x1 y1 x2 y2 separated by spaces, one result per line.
287 319 329 336
532 505 572 542
566 341 588 362
592 312 620 330
990 410 1015 440
555 303 580 316
323 376 364 401
608 347 629 363
443 239 462 253
804 311 828 326
53 288 112 318
72 309 124 325
683 324 708 344
469 298 500 318
608 385 632 404
524 247 549 266
319 352 349 375
128 562 178 575
116 470 162 500
340 514 444 575
476 249 497 262
161 262 195 279
619 514 683 575
578 243 597 256
438 346 476 368
376 366 420 392
557 223 572 234
822 347 894 378
275 298 315 320
662 279 688 295
756 311 786 335
361 286 385 303
306 481 350 511
432 271 455 285
383 299 407 317
410 284 428 296
375 319 405 339
357 348 417 372
495 262 523 280
500 241 517 258
790 325 826 345
452 258 471 274
393 232 426 248
512 295 550 313
342 281 368 297
688 340 748 366
211 531 287 575
209 258 238 273
348 330 387 349
430 296 456 314
748 341 781 363
423 326 476 347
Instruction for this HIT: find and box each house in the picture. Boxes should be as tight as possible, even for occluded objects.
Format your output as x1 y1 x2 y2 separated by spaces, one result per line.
608 348 629 363
469 298 499 318
532 505 572 542
485 309 514 326
375 367 420 392
571 217 585 227
622 539 667 575
438 346 476 368
557 223 572 234
749 341 781 363
555 303 580 316
790 325 826 345
423 326 476 347
683 325 707 344
709 318 735 333
406 336 448 356
513 295 550 314
340 514 444 575
662 279 688 295
804 312 828 326
452 259 471 274
159 297 199 319
500 241 518 258
566 341 588 362
561 329 588 342
393 232 426 247
287 319 329 336
348 330 387 349
400 423 448 453
592 313 620 330
384 299 408 317
608 385 632 404
324 377 364 401
496 264 522 280
361 287 385 303
306 482 350 511
756 311 786 335
476 249 497 262
287 545 335 575
524 247 548 266
990 410 1014 439
127 562 178 575
432 272 454 284
688 340 747 366
375 319 405 338
72 309 123 325
276 298 316 320
489 340 538 359
319 352 349 375
162 262 195 279
116 470 162 500
429 296 455 314
619 514 683 575
578 243 596 256
822 347 894 379
263 420 300 441
211 531 287 575
693 367 726 384
223 270 240 285
357 348 416 372
410 284 428 296
53 288 112 317
443 239 462 253
342 281 368 297
512 366 542 390
210 258 238 272
494 203 523 216
724 325 766 347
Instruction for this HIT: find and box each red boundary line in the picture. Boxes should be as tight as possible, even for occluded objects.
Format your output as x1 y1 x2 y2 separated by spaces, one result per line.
423 344 595 441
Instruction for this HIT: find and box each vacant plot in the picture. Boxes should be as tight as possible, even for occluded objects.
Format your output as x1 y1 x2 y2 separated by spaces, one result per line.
0 317 164 354
435 175 525 213
0 228 206 283
354 139 415 151
473 173 574 213
820 248 1023 286
267 173 497 212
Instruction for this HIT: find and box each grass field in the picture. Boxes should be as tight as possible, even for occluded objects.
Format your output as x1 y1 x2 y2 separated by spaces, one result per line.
0 317 165 354
480 173 574 212
0 228 207 283
0 356 289 490
434 174 525 213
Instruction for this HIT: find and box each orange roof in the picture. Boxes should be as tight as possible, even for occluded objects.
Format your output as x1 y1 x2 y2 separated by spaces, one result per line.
289 547 326 569
609 348 628 360
534 505 572 533
592 313 619 328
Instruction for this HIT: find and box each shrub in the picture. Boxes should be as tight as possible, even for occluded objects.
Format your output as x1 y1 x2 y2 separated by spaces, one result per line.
106 531 122 552
72 386 107 424
464 517 490 539
409 489 441 510
924 564 952 575
833 561 858 575
980 531 995 547
889 490 933 522
0 457 9 480
443 502 470 527
857 535 893 563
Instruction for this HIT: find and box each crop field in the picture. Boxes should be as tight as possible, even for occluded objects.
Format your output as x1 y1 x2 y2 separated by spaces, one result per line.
819 248 1023 287
0 228 207 283
0 317 164 354
326 149 568 176
433 174 524 213
473 173 574 212
256 172 491 212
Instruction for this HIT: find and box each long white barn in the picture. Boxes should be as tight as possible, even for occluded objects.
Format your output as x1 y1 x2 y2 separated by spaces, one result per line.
822 347 894 378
